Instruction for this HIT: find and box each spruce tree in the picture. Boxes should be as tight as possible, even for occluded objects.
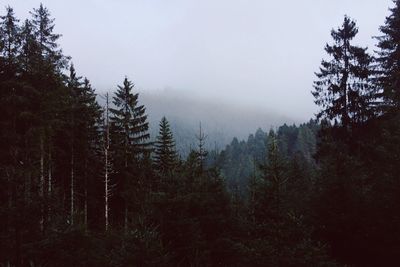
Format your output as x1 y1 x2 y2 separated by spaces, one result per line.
195 122 208 174
0 6 20 79
65 64 102 227
257 130 287 224
110 77 150 166
110 77 150 231
66 64 82 225
154 116 178 177
29 3 67 78
312 16 374 128
376 0 400 109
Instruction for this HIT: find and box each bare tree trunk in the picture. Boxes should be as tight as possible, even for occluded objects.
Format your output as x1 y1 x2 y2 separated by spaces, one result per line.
124 150 128 234
105 148 109 231
40 136 44 232
70 146 74 226
84 160 88 231
15 225 21 267
47 146 52 224
40 137 44 196
84 185 88 230
48 147 52 195
24 137 31 203
104 93 110 231
70 97 76 226
124 206 128 234
124 96 129 234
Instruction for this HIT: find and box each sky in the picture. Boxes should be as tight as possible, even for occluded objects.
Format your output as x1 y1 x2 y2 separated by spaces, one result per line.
4 0 393 121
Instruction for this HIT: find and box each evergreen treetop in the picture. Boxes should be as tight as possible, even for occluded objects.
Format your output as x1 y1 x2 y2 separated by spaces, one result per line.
313 16 375 128
376 0 400 108
154 116 178 176
110 77 150 166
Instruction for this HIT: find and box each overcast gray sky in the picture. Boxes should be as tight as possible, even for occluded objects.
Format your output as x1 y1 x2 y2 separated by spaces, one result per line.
6 0 392 120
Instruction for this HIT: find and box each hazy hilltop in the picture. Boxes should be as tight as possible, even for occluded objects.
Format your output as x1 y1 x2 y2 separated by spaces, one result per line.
139 89 298 155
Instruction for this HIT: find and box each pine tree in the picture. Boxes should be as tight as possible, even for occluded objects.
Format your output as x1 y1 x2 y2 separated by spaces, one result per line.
79 77 102 228
110 77 150 231
0 6 20 79
313 16 375 129
19 19 37 77
66 64 82 225
29 3 67 78
110 77 150 166
195 122 208 174
376 0 400 109
102 93 113 231
154 116 178 177
65 64 102 227
259 130 287 222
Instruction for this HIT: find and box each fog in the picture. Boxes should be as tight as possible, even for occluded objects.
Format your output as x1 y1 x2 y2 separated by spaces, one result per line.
140 89 298 154
8 0 391 121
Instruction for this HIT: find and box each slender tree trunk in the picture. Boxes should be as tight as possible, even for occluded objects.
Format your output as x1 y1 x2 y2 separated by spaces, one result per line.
14 225 21 267
47 146 52 224
124 165 128 233
40 137 44 196
84 185 88 230
124 105 129 234
105 147 109 231
124 205 128 234
48 147 52 195
24 137 31 203
84 160 88 231
104 93 110 231
40 136 44 232
70 146 74 226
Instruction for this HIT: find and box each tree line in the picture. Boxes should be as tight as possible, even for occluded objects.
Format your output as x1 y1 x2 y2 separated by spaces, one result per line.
1 2 400 266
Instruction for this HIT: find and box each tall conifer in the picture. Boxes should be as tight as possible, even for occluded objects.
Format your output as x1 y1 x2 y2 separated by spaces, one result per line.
154 116 178 176
110 77 150 231
313 16 375 128
376 0 400 109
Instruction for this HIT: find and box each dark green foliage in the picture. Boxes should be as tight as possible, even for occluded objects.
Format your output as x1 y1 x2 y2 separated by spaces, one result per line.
0 6 20 78
310 9 400 267
110 77 150 166
376 0 400 108
109 77 151 230
312 16 375 128
216 121 318 197
2 3 400 267
153 116 178 177
312 113 400 266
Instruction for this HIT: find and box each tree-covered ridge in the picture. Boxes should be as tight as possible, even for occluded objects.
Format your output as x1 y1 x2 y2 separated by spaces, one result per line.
1 2 400 267
216 120 318 195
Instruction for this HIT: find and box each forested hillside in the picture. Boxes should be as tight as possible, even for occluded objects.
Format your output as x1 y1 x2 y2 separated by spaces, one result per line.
1 2 400 267
140 90 297 156
215 121 318 195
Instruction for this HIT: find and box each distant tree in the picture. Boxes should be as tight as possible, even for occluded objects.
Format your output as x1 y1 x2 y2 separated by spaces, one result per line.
256 130 287 229
154 116 178 177
313 16 375 129
195 122 208 174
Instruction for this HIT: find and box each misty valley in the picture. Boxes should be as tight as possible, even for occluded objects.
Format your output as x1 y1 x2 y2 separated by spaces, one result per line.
1 2 400 267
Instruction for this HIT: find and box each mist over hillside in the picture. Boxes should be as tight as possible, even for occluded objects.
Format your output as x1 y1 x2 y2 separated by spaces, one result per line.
139 89 299 155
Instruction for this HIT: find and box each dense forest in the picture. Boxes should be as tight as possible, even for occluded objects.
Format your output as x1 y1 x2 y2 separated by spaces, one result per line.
1 2 400 267
216 121 318 196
